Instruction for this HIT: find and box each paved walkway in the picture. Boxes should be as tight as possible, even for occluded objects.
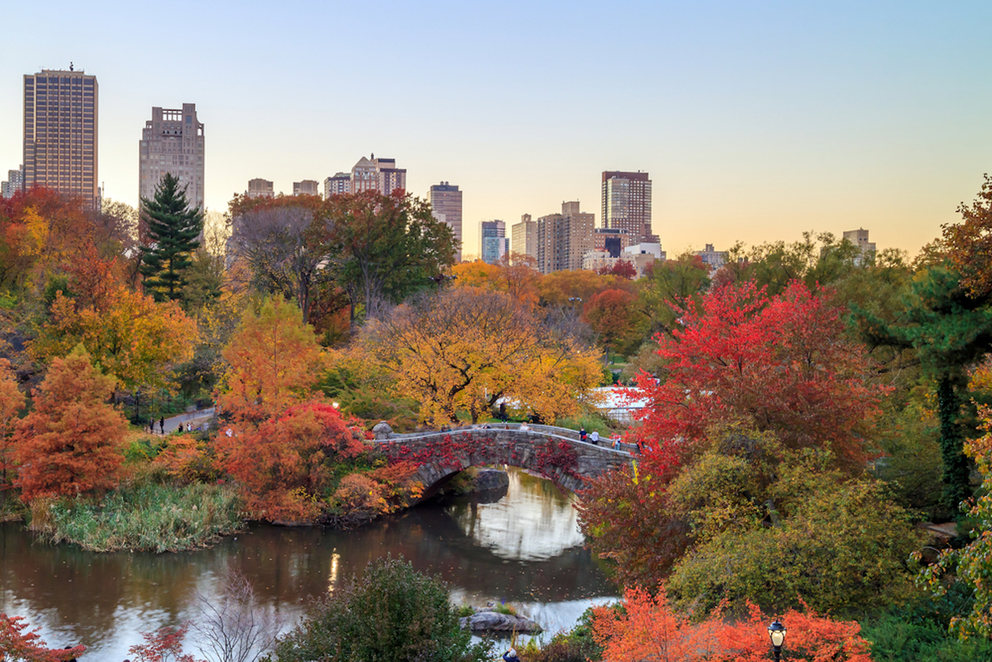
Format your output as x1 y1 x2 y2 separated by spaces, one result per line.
144 407 215 435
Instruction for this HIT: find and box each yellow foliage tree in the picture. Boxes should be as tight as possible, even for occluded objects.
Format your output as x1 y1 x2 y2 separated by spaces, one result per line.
361 287 602 425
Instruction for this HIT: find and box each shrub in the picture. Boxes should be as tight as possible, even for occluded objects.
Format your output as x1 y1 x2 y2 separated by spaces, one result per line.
268 556 492 662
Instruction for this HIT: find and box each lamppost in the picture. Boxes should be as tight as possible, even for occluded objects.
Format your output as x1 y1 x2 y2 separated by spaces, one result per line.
767 620 787 662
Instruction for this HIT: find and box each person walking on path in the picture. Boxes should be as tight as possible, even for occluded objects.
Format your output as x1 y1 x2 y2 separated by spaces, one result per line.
159 417 165 434
590 430 600 445
579 427 587 442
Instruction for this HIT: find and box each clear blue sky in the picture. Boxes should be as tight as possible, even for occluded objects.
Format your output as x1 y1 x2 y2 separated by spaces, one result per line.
2 1 990 258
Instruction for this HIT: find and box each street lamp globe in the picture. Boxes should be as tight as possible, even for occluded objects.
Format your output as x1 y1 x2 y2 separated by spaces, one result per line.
767 620 787 661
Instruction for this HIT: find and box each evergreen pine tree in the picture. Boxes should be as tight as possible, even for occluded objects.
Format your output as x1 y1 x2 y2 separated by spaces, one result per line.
139 173 203 302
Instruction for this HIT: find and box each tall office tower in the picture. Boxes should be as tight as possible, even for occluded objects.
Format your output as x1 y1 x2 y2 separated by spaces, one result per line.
480 220 508 264
429 182 463 262
139 103 205 210
350 154 406 195
293 180 319 196
23 68 99 208
324 172 351 198
511 213 537 262
247 178 274 198
1 166 24 198
536 201 595 274
602 170 655 244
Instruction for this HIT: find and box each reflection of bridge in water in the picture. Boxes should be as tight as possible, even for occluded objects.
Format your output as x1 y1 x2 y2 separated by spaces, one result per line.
374 423 634 494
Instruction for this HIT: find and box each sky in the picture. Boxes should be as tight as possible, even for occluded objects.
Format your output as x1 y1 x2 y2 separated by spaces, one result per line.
2 1 990 260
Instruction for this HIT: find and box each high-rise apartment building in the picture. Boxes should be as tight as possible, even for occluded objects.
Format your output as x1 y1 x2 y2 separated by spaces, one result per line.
481 220 508 264
1 166 24 198
349 154 406 195
324 172 351 198
139 103 204 210
293 180 319 196
536 201 595 274
511 214 537 263
602 171 655 244
429 182 463 262
247 178 274 198
23 68 99 207
843 228 876 265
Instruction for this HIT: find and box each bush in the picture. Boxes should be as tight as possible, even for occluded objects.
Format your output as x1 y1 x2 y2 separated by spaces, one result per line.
268 557 492 662
861 612 992 662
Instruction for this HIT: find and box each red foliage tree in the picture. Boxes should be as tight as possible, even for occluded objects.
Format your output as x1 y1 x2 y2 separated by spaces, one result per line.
12 349 126 502
0 359 25 490
128 623 204 662
634 280 885 472
216 402 364 522
0 613 86 661
597 259 637 279
592 588 873 662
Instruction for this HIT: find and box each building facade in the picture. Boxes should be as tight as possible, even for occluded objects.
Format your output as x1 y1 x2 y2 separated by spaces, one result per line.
695 243 728 270
1 166 24 198
23 69 99 207
843 228 876 264
536 201 595 274
349 154 406 195
247 178 274 198
429 182 463 262
139 103 204 210
323 172 351 198
293 180 319 196
481 219 508 264
511 213 537 262
602 170 654 244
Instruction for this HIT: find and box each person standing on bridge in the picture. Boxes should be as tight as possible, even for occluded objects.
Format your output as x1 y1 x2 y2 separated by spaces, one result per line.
579 427 587 442
590 430 599 445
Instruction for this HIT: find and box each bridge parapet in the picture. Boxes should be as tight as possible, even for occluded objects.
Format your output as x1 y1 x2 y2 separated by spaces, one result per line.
375 427 633 497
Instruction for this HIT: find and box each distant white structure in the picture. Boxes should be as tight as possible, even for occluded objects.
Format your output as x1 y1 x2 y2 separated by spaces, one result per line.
695 243 727 270
843 228 876 264
139 103 205 210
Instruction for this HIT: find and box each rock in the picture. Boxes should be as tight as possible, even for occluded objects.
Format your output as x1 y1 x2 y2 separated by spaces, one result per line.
372 421 393 440
459 610 542 634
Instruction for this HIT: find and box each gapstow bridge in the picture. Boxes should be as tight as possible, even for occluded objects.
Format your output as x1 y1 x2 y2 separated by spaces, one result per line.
372 422 635 497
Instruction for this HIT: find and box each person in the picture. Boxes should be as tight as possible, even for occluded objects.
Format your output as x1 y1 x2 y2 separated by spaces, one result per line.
520 422 530 431
590 430 599 445
579 427 587 442
148 418 155 434
159 417 165 434
612 434 621 450
499 402 507 422
503 649 520 662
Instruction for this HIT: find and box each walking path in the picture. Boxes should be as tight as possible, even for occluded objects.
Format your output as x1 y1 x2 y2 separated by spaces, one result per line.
145 407 215 435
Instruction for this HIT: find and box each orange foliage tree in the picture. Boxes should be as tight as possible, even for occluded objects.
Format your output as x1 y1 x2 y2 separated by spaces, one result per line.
582 287 648 356
216 402 366 522
13 349 126 502
0 359 25 490
592 588 873 662
217 296 325 423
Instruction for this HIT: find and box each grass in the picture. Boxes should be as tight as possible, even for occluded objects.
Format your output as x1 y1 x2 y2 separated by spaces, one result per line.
31 480 245 553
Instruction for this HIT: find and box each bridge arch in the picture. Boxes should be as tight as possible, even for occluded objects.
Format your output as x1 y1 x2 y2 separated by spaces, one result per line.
374 424 633 499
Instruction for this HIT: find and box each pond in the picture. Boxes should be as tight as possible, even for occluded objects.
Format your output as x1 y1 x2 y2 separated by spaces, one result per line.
0 468 618 659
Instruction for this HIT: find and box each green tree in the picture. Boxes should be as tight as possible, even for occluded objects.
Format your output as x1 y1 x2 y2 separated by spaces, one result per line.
270 557 491 662
854 267 992 511
139 173 203 303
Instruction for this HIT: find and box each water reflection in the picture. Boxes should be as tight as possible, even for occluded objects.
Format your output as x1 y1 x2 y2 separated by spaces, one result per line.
0 468 616 659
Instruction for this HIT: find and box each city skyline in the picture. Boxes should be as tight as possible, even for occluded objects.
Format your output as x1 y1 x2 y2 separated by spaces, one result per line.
2 1 990 259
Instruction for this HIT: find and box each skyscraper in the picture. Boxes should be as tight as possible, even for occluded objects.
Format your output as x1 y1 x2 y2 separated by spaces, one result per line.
511 213 537 263
324 172 351 198
247 178 274 198
349 155 406 195
602 171 655 244
536 201 595 274
139 103 205 210
1 166 23 199
481 220 508 264
23 68 99 207
429 182 463 262
293 180 319 196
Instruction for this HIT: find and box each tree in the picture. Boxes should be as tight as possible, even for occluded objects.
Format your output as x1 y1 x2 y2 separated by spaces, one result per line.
582 288 648 357
12 348 126 502
854 267 992 510
0 613 86 662
140 173 204 303
636 252 711 339
0 359 25 490
227 194 335 323
215 402 365 522
217 297 325 422
360 287 602 425
328 190 456 322
270 557 491 662
129 623 204 662
597 259 637 279
636 280 886 471
944 173 992 298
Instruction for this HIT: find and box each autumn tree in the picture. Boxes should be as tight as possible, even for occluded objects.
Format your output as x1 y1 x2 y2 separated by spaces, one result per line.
217 296 325 422
636 280 886 471
227 194 335 323
944 173 992 298
140 173 204 303
216 402 365 522
582 288 648 357
636 252 711 339
0 614 86 662
13 348 126 502
597 259 637 279
0 359 25 490
360 287 602 425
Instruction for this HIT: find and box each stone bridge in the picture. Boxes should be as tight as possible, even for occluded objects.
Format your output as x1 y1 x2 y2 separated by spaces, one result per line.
373 423 634 496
